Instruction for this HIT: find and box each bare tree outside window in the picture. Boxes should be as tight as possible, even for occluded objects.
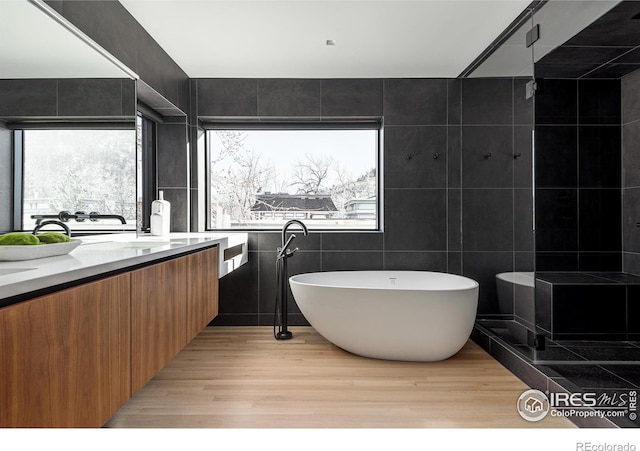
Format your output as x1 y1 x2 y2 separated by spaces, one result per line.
22 130 137 231
208 129 378 230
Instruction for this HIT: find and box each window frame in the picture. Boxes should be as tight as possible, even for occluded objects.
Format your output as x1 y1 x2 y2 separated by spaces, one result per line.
137 113 157 233
12 123 139 234
203 120 383 232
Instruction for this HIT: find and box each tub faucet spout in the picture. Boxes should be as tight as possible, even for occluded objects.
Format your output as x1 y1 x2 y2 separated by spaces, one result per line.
275 220 308 341
281 219 308 249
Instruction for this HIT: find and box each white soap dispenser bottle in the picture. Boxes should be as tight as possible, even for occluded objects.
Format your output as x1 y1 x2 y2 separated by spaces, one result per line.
150 191 171 236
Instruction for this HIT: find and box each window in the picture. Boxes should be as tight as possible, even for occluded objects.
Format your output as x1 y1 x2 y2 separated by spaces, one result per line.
206 127 380 230
20 129 137 232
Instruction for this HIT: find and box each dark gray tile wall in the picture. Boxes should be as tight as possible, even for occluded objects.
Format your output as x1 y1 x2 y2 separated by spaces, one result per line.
622 68 640 275
461 78 534 317
0 123 11 232
157 120 189 232
195 77 533 325
0 78 136 120
535 78 622 272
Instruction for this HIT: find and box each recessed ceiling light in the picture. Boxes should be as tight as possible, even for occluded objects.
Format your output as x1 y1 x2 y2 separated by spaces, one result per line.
326 40 336 46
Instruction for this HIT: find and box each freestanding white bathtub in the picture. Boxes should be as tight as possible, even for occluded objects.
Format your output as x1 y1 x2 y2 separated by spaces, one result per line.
289 271 479 362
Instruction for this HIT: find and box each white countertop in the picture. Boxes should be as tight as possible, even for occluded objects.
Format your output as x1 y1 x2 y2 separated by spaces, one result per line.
0 232 248 306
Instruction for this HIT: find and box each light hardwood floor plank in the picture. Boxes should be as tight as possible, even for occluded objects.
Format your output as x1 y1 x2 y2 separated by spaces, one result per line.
105 326 574 428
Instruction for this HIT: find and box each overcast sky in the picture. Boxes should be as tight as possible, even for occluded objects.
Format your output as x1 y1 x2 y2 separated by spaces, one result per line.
208 129 377 192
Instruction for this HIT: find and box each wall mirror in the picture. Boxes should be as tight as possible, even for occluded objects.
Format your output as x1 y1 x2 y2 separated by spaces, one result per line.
0 0 138 235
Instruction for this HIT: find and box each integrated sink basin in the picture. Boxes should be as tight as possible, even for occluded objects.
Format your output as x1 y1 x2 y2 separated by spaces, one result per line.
82 240 188 250
0 268 35 277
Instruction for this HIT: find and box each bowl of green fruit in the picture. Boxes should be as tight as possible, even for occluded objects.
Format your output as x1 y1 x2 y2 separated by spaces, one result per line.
0 232 81 261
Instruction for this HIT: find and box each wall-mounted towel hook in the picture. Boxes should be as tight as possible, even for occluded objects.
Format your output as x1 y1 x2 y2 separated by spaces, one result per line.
514 153 522 160
484 152 492 159
433 153 440 160
405 154 412 160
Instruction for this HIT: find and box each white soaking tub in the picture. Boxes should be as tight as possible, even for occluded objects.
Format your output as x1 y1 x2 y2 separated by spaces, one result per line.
289 271 479 361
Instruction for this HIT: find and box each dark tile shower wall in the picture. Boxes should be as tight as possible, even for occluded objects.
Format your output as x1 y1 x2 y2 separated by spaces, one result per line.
622 69 640 275
535 78 622 272
460 78 534 318
193 78 533 325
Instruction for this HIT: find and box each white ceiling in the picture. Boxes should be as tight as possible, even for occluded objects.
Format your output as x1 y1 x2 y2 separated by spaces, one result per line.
120 0 531 78
0 0 131 78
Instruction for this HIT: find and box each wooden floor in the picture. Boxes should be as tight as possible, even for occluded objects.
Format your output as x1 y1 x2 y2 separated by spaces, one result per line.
105 326 574 428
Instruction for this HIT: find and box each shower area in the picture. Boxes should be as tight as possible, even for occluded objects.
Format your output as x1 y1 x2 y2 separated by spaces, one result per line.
468 0 640 371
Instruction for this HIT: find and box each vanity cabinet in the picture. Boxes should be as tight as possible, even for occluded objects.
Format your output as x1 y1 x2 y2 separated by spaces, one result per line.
0 244 220 426
0 273 131 428
130 245 219 394
187 246 219 341
131 256 189 395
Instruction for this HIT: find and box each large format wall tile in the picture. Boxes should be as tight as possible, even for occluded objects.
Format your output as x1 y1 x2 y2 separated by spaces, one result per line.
157 122 188 188
579 189 621 252
578 79 621 125
514 126 533 188
384 189 446 251
58 79 123 117
383 79 447 125
383 252 447 272
535 79 578 125
461 126 513 188
461 78 513 125
0 80 57 117
623 69 640 124
321 233 383 251
462 251 513 315
534 125 578 188
535 189 578 252
321 79 383 117
462 189 513 252
321 251 384 271
197 79 257 117
624 121 640 188
623 187 640 253
258 79 320 117
384 126 447 188
578 126 621 188
218 254 259 316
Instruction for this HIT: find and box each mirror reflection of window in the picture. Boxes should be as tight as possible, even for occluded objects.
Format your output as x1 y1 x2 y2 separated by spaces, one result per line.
22 129 137 232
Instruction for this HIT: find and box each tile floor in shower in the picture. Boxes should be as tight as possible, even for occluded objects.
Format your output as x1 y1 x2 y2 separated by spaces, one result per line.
474 319 640 428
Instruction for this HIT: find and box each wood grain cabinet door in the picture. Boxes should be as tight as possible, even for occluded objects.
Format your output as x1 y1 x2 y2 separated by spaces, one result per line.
131 257 188 395
187 246 219 341
0 273 131 427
